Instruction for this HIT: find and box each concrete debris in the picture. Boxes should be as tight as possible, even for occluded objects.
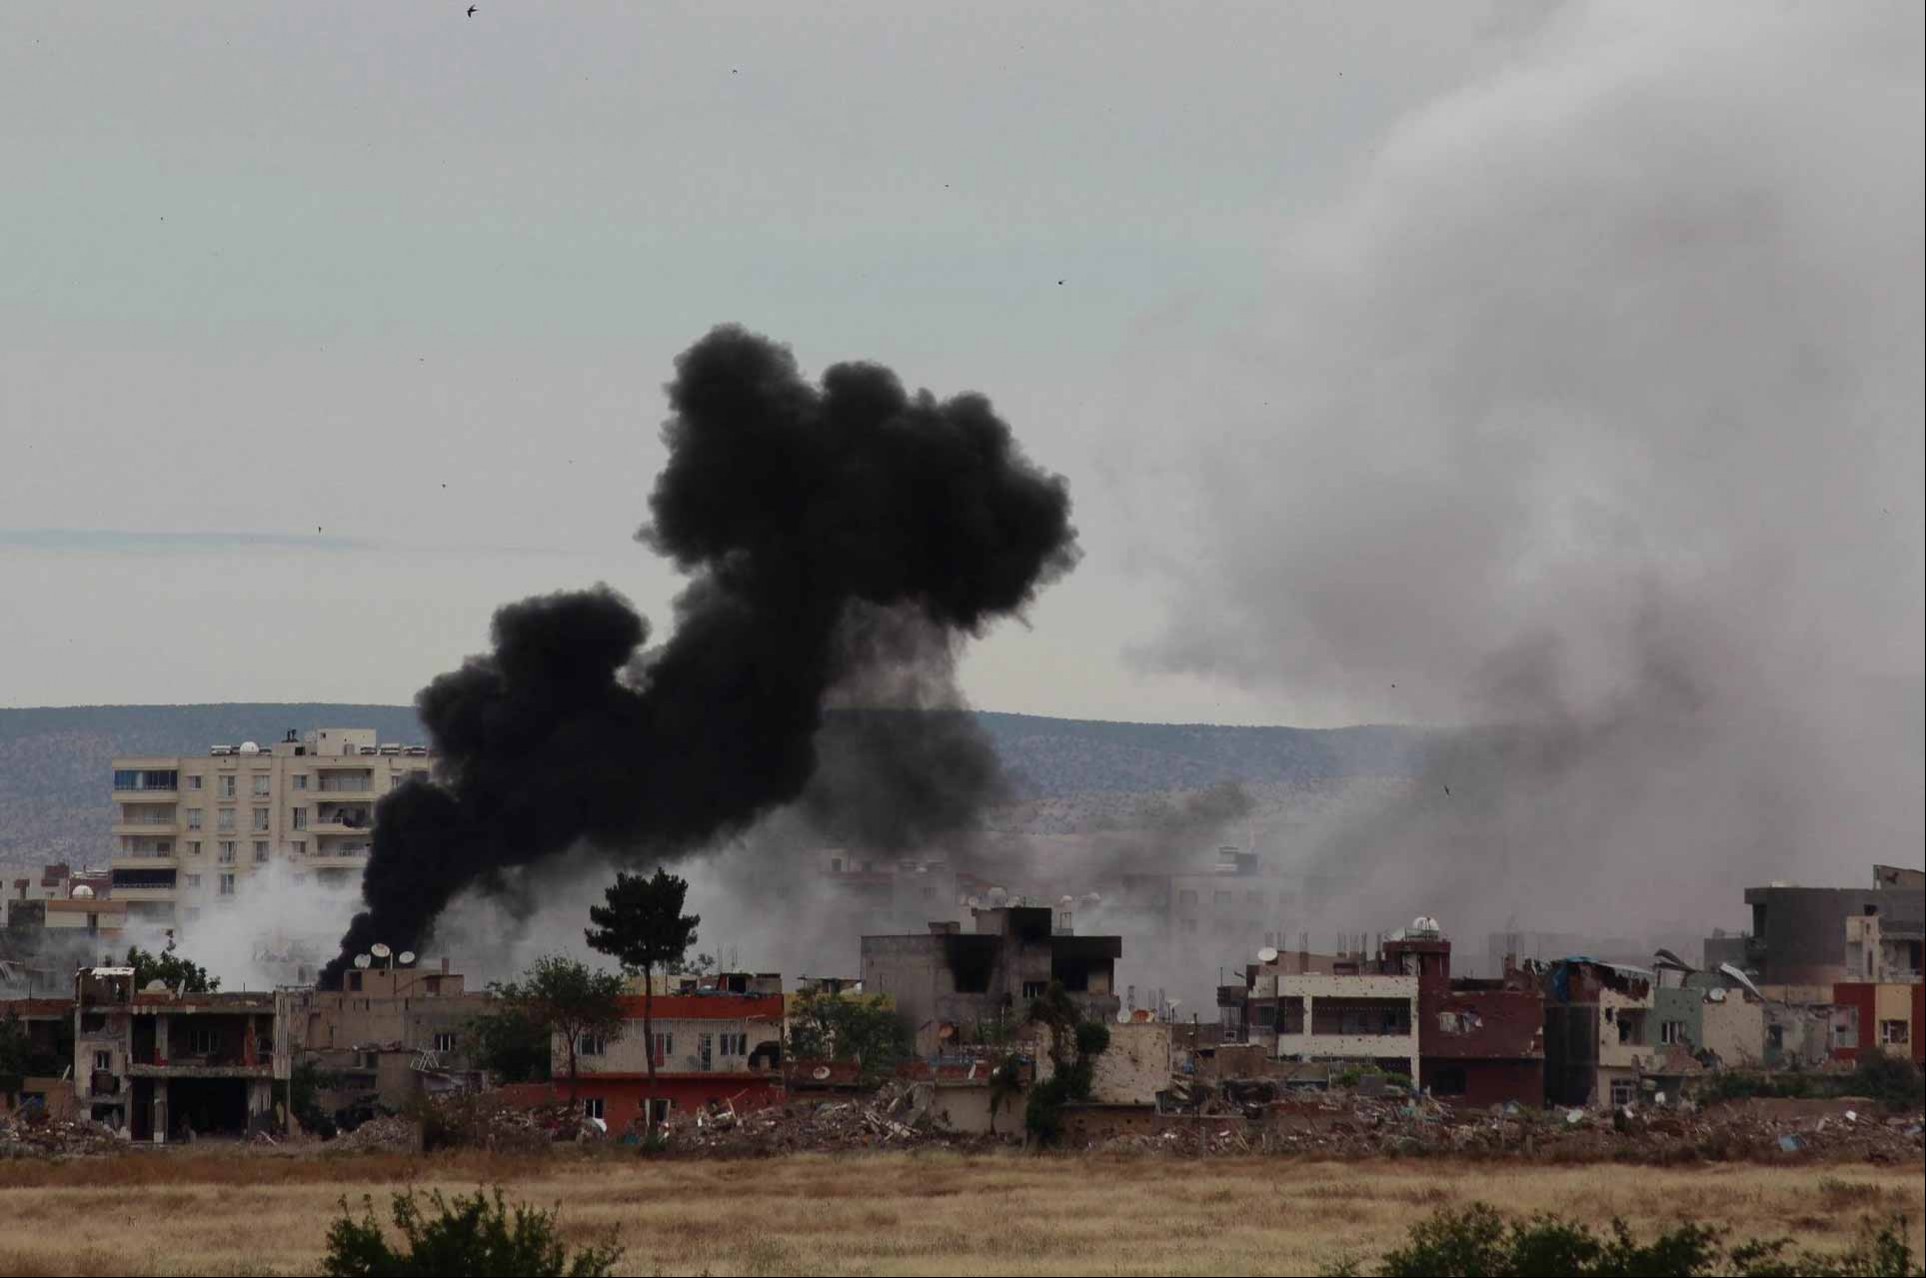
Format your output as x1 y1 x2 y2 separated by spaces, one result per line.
1076 1091 1926 1163
0 1111 122 1157
657 1081 1013 1155
327 1114 423 1155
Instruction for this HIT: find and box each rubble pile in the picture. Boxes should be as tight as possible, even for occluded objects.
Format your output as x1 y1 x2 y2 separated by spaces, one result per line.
659 1081 1013 1155
327 1114 423 1155
0 1110 121 1157
1088 1086 1926 1163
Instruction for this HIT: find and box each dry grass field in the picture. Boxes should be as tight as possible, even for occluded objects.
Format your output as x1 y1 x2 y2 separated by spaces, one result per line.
0 1150 1919 1277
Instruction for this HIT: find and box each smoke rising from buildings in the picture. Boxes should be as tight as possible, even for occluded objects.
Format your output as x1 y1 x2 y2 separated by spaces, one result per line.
325 326 1077 983
1127 2 1924 947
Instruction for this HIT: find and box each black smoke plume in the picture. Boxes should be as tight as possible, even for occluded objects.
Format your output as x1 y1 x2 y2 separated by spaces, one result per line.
323 326 1077 984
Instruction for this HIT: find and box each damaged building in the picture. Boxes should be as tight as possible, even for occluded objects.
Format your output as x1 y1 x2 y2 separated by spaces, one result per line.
1724 865 1925 986
1223 919 1543 1104
1386 924 1545 1107
72 966 285 1141
862 906 1122 1054
280 958 489 1116
1228 940 1420 1083
535 975 785 1130
1539 957 1655 1109
1650 952 1766 1072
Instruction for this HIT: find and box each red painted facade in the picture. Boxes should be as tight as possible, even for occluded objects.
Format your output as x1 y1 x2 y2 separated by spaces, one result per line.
1831 983 1924 1067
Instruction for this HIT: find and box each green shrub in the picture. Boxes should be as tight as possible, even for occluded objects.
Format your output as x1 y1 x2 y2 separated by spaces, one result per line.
1345 1204 1921 1278
322 1186 622 1277
1850 1050 1925 1109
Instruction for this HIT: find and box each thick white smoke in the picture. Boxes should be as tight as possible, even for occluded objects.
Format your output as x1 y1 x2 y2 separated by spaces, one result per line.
1128 3 1924 942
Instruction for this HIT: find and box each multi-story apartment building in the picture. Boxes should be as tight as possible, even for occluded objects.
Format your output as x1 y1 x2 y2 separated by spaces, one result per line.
110 727 432 933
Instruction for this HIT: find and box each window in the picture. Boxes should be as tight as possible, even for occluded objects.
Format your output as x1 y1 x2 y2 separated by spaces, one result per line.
1245 890 1267 906
1881 1019 1910 1045
185 874 201 889
186 775 204 791
93 1050 111 1072
218 873 235 897
1179 917 1198 934
219 775 236 799
185 840 201 857
652 1032 674 1063
293 774 308 791
433 1032 457 1053
718 1032 747 1057
253 841 269 864
1022 980 1048 999
1254 1004 1278 1029
1767 1024 1785 1051
348 972 363 992
292 807 308 830
1214 890 1233 907
217 808 235 833
1610 1078 1637 1107
1660 1020 1687 1045
424 977 443 996
252 774 271 796
218 843 236 864
583 1097 605 1120
290 839 305 856
578 1034 606 1057
1431 1064 1467 1096
189 1027 219 1055
1177 889 1198 908
252 807 270 831
186 808 203 831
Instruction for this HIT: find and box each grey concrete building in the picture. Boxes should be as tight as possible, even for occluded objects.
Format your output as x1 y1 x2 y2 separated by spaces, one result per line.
1735 867 1925 986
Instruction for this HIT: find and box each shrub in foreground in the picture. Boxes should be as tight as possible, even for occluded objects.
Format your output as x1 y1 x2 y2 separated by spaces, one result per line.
323 1185 622 1277
1328 1202 1921 1277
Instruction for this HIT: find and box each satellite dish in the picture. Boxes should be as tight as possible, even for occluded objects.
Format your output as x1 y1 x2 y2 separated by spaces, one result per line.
370 943 392 958
1116 1009 1132 1024
353 954 372 969
812 1065 832 1081
398 951 416 966
72 884 96 900
240 741 261 754
1166 998 1182 1011
1258 947 1280 963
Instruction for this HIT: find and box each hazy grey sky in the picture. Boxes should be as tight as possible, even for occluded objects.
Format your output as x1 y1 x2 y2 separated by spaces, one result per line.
3 2 1918 757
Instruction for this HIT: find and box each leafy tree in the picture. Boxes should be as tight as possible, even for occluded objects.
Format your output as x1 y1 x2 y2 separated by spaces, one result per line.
290 1060 343 1138
323 1186 622 1277
125 939 219 994
785 991 912 1085
1021 980 1110 1145
584 868 698 1116
489 957 625 1103
467 1004 553 1085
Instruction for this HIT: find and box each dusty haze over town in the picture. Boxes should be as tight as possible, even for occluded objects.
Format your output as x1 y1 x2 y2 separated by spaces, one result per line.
2 2 1920 998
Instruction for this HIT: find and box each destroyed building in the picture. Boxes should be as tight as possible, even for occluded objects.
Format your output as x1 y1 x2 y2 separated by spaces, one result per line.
862 906 1122 1054
72 966 285 1141
280 958 489 1114
1650 953 1766 1071
1539 958 1655 1109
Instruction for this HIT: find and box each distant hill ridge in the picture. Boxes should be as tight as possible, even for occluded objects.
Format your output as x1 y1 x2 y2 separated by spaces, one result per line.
0 703 1428 864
